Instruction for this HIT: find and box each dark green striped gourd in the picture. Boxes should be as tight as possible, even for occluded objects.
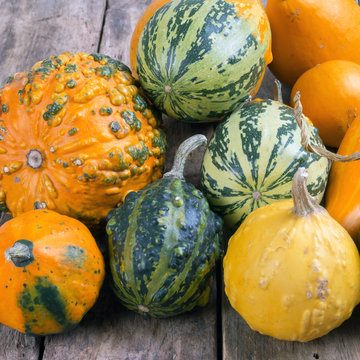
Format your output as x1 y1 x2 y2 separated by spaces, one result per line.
136 0 272 122
200 99 330 230
106 135 222 317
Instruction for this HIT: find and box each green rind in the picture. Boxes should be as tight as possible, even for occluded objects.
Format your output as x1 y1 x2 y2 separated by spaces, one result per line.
18 276 76 336
136 0 271 122
106 178 223 318
200 99 330 230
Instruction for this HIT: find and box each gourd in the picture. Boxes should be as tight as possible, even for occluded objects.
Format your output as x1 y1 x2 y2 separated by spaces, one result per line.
130 0 171 79
0 52 166 224
200 96 329 230
0 209 105 335
266 0 360 87
136 0 272 122
106 135 222 317
290 60 360 148
320 116 360 240
293 92 360 242
223 167 360 342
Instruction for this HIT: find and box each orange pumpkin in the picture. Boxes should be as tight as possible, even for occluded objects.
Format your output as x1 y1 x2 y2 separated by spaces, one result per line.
266 0 360 87
290 60 360 148
130 0 172 79
0 209 104 335
0 52 166 224
325 117 360 241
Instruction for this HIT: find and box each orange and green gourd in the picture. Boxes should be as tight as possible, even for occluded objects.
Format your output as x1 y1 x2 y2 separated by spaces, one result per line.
135 0 272 122
0 209 105 335
0 52 167 224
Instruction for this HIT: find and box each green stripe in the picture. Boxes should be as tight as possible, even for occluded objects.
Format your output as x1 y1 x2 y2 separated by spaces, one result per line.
201 100 329 229
107 177 222 317
137 0 271 122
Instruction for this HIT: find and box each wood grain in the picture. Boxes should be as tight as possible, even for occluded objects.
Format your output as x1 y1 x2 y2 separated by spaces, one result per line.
223 294 360 360
44 276 217 360
0 0 106 84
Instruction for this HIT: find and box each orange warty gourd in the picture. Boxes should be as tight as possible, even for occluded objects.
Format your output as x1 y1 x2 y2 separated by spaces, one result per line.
0 209 105 335
0 52 166 224
224 168 360 342
130 0 172 79
290 60 360 148
266 0 360 87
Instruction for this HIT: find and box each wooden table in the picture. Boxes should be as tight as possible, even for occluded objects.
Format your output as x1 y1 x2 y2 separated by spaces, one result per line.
1 1 360 359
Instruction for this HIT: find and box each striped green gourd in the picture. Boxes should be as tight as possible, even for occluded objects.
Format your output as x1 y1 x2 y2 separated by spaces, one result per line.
136 0 272 122
106 135 223 317
200 99 330 230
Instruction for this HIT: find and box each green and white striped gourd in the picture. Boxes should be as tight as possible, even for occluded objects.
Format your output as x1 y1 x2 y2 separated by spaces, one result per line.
200 99 330 230
106 135 223 317
136 0 272 122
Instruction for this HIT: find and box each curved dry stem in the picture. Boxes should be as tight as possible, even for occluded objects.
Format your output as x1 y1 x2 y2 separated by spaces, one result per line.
294 91 360 162
163 134 207 180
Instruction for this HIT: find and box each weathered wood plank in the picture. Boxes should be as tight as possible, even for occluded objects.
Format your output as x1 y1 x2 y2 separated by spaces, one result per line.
0 0 106 84
0 0 106 359
41 1 218 359
223 293 360 360
44 277 217 360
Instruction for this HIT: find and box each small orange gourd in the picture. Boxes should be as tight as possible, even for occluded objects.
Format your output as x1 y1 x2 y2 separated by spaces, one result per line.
130 0 172 79
266 0 360 87
0 209 105 335
0 52 166 224
224 168 360 342
290 60 360 148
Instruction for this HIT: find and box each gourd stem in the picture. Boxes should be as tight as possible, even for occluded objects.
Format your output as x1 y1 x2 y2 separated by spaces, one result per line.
26 149 44 169
292 167 323 217
5 242 32 263
163 134 208 180
294 92 360 162
273 79 283 103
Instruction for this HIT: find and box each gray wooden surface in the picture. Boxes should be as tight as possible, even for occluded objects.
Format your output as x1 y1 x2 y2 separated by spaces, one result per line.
0 0 359 359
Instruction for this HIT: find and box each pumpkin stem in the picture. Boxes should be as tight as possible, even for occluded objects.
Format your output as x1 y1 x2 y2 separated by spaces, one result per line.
5 240 34 267
273 79 283 103
294 92 360 162
163 134 207 180
26 149 44 169
292 167 323 217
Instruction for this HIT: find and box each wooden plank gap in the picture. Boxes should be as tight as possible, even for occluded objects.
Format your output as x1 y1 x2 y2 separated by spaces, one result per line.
38 337 45 360
96 0 109 53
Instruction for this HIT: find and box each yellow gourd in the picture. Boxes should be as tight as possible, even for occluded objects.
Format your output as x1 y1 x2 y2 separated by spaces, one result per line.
223 167 360 342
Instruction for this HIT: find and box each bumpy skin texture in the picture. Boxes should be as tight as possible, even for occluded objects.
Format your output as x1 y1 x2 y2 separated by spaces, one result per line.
224 199 360 342
0 209 105 335
201 99 329 230
0 52 166 224
106 178 223 318
136 0 272 122
290 60 360 148
266 0 360 87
